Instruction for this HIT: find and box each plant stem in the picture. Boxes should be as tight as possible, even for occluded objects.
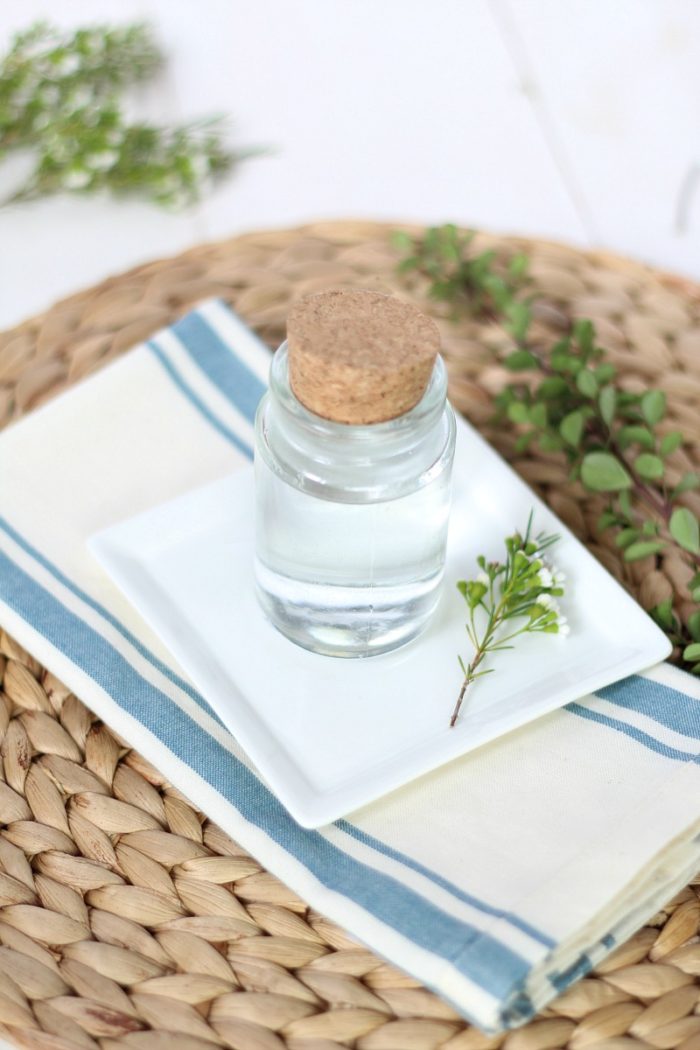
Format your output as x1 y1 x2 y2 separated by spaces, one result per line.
450 587 509 728
450 639 488 728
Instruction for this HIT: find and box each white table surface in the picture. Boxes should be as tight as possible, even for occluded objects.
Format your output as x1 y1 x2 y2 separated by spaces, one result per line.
1 0 699 336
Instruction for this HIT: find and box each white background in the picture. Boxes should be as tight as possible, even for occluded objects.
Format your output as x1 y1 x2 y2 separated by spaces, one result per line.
0 0 699 332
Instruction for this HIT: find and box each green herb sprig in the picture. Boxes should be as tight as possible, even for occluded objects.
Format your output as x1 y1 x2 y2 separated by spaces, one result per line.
0 21 253 209
452 513 565 727
395 225 700 674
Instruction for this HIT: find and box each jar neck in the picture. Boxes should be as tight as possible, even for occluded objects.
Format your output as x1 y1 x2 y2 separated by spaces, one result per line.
256 343 454 502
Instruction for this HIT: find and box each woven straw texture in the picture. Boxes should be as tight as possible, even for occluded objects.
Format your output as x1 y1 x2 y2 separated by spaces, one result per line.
0 220 699 1050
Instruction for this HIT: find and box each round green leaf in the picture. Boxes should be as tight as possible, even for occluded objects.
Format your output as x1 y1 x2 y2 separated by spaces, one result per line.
614 527 639 549
652 599 674 630
507 402 529 424
597 510 618 531
641 389 666 426
660 430 683 457
673 472 700 497
598 386 617 427
504 350 539 371
634 453 664 480
618 489 633 519
683 642 700 662
505 302 531 342
688 610 700 642
515 431 536 453
528 402 547 428
669 506 700 554
559 410 584 448
509 252 529 278
538 432 564 452
618 426 655 451
576 369 598 398
595 362 617 383
538 377 569 399
573 319 595 354
623 540 664 561
580 452 633 492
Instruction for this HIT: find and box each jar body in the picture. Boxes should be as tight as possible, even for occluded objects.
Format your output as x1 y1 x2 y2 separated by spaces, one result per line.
254 343 456 657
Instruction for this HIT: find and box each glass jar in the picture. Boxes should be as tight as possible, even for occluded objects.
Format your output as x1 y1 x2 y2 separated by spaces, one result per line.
254 342 456 658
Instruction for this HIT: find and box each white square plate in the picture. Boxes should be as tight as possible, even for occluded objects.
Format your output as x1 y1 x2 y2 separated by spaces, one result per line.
89 417 671 827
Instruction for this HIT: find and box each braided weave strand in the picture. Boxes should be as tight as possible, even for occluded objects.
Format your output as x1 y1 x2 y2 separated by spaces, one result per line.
0 221 698 1049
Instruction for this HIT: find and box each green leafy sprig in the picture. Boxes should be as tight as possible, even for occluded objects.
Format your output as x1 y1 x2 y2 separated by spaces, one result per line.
396 224 700 674
452 513 565 727
0 21 252 209
393 224 528 320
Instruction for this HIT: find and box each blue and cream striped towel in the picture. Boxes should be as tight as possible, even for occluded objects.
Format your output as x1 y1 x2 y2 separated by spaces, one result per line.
1 300 699 1033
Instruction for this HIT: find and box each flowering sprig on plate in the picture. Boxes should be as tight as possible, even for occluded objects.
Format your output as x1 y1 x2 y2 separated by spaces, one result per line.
450 513 567 727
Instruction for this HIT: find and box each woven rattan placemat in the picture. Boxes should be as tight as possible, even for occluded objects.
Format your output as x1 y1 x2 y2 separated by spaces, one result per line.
0 221 699 1050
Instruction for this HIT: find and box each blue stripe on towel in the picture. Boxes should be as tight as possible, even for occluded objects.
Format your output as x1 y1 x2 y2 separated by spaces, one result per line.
566 702 700 763
548 953 593 992
336 820 555 949
0 515 221 725
171 311 266 425
0 547 532 1001
596 675 700 742
147 341 254 460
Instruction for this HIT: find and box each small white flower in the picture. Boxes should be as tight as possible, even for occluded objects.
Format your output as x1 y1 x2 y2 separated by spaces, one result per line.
55 54 80 76
63 168 91 189
189 154 210 180
538 593 558 611
553 568 566 585
70 86 93 109
47 139 70 162
40 84 60 106
538 567 553 588
86 150 119 171
158 174 182 193
105 129 124 147
22 42 51 62
164 191 190 210
558 623 570 637
476 571 490 587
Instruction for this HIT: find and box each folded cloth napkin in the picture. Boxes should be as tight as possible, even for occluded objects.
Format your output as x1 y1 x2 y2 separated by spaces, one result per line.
1 299 699 1033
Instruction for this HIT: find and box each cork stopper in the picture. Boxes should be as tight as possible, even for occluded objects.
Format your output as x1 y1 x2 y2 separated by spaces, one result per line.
286 289 441 425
